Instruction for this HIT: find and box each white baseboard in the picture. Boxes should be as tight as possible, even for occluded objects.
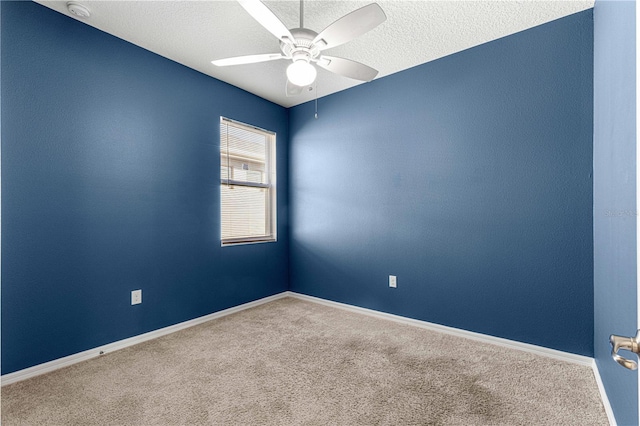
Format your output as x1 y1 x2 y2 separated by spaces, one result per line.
287 292 594 367
2 289 603 401
290 295 618 422
1 292 289 386
592 360 618 426
287 292 616 425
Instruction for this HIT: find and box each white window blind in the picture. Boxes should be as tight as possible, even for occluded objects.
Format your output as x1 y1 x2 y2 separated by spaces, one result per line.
220 117 276 245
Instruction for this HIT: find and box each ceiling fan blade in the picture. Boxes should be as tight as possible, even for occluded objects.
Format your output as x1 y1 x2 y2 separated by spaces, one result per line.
316 56 378 82
238 0 294 45
286 80 305 97
212 53 284 67
312 3 386 51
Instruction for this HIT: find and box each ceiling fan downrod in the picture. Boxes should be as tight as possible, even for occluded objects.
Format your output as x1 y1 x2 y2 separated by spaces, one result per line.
300 0 304 29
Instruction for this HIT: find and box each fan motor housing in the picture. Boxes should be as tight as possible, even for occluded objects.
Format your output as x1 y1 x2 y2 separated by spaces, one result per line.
280 28 321 61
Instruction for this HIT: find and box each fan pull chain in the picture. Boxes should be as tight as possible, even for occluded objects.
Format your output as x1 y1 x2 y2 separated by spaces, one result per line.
314 81 318 119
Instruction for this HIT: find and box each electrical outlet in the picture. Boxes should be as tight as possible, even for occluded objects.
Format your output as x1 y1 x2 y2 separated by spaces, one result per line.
389 275 397 288
131 289 142 305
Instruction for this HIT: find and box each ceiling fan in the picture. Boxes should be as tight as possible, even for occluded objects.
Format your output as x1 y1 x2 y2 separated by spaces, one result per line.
211 0 386 97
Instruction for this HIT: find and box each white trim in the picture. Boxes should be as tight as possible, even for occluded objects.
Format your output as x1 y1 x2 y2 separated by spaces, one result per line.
636 0 639 418
2 291 598 387
287 292 594 367
1 292 288 386
636 0 640 333
592 360 618 426
287 292 615 423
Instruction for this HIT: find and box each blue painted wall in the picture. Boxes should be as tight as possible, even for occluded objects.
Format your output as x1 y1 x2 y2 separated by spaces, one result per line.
289 11 594 356
1 1 289 375
593 0 637 424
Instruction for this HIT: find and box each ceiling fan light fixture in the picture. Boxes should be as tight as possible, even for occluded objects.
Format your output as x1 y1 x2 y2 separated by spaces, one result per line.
214 0 386 96
286 60 317 87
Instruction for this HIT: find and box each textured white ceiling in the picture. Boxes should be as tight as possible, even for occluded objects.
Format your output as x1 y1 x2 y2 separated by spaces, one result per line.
35 0 593 108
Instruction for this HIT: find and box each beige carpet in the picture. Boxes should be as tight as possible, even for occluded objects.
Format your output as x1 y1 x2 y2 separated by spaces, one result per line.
2 297 608 425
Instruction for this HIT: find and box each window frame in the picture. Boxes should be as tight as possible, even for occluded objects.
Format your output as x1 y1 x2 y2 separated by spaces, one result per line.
220 117 277 246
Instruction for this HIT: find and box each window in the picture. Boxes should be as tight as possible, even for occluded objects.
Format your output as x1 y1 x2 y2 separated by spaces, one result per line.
220 117 276 246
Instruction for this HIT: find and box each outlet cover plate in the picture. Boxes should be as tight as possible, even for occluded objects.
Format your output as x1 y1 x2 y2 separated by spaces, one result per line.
389 275 397 288
131 289 142 305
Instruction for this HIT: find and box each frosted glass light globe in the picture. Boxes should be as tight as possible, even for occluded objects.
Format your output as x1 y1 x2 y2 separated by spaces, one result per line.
286 61 317 87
